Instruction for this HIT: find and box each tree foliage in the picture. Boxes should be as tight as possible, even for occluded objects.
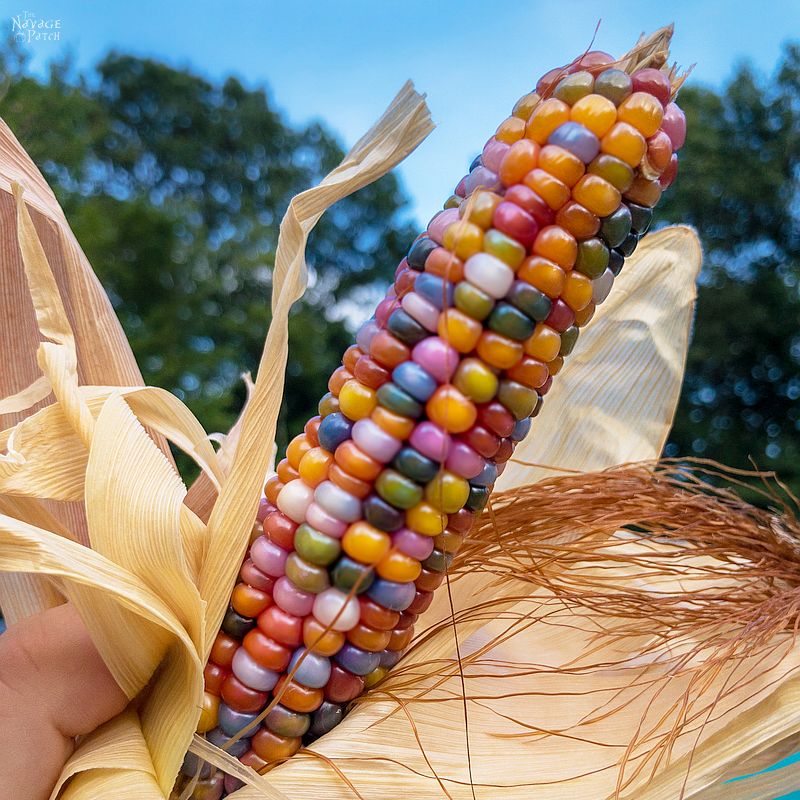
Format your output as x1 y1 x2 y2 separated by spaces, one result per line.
0 43 414 463
659 44 800 490
2 42 800 493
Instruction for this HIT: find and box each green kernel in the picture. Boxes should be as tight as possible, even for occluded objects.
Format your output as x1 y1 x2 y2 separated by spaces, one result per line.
559 326 579 357
507 281 552 322
393 447 439 483
285 553 330 594
594 69 632 106
422 548 454 573
387 309 428 346
483 228 527 268
600 205 632 248
454 281 495 321
294 523 341 567
588 154 634 192
453 281 494 322
377 383 423 418
487 302 536 341
553 71 594 105
331 556 374 594
464 485 490 513
628 202 653 234
497 380 539 421
265 706 310 738
375 469 424 510
318 392 340 416
575 238 610 278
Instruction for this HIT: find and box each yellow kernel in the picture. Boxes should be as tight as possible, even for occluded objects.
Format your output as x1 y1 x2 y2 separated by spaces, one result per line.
570 94 618 138
286 434 312 469
371 406 415 439
438 309 483 353
298 447 333 488
512 91 541 121
561 271 594 312
518 256 566 299
425 471 471 514
572 174 622 217
453 357 499 403
443 220 484 260
538 145 585 188
523 168 570 210
426 385 477 434
458 190 502 229
499 139 540 186
525 98 570 144
475 331 524 370
376 550 422 582
338 379 377 420
363 666 388 689
524 324 562 362
343 521 391 565
196 692 220 733
532 226 578 269
406 501 449 536
601 122 646 167
495 115 526 143
617 91 664 137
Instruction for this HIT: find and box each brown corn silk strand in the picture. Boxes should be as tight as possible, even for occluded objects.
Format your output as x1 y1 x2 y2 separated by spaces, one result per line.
148 454 800 799
332 31 693 796
186 164 489 792
193 202 489 800
321 460 800 799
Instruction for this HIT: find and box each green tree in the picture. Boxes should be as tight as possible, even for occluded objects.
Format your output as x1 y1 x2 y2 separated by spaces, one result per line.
0 43 415 467
5 41 800 495
659 44 800 492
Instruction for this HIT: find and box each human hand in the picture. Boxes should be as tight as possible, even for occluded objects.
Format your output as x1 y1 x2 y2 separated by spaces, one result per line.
0 603 128 799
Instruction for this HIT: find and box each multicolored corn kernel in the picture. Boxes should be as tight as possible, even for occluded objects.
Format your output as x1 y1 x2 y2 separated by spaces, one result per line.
184 44 686 796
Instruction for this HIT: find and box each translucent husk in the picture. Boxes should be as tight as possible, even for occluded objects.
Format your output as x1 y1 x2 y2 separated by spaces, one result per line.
0 111 173 623
1 28 798 800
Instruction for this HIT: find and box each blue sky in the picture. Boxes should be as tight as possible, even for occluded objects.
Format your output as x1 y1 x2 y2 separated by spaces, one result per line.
8 0 800 226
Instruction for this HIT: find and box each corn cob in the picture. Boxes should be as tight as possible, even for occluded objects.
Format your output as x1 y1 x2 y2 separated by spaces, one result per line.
180 38 687 797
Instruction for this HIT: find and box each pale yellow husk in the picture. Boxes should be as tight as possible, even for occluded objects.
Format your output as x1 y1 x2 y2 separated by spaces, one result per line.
0 63 794 800
0 110 175 622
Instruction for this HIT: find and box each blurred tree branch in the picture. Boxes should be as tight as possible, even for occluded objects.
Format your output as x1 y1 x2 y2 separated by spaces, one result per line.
0 40 416 477
659 44 800 492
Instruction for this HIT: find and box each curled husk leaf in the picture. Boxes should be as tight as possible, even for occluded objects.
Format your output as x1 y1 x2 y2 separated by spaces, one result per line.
0 82 435 798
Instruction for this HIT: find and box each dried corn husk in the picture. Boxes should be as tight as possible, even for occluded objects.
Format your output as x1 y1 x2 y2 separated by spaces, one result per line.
2 50 799 800
0 109 174 625
0 81 435 798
